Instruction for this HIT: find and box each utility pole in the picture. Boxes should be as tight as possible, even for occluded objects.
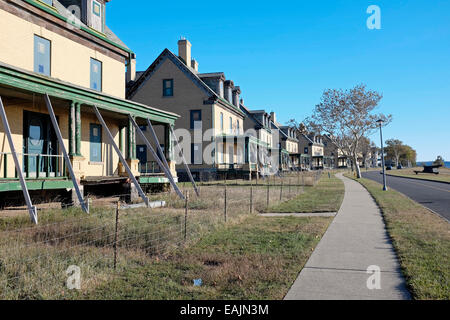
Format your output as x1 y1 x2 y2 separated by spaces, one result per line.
377 119 387 191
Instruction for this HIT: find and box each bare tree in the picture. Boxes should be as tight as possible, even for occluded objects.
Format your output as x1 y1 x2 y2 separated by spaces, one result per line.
307 84 391 178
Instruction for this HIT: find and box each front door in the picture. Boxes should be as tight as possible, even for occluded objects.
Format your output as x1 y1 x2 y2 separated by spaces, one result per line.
24 111 57 177
136 144 147 172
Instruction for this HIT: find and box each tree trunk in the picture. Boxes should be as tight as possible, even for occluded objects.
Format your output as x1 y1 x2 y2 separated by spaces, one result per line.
354 154 362 178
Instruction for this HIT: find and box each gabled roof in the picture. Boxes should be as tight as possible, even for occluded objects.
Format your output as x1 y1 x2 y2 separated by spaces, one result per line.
126 49 245 117
23 0 131 53
271 121 289 140
239 104 272 132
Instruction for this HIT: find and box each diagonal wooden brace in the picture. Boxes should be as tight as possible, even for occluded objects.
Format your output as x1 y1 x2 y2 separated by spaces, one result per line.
93 106 149 207
169 125 199 196
0 96 38 224
129 116 185 200
44 94 89 213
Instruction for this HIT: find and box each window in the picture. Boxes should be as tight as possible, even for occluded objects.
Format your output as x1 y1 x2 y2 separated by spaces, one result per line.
92 1 101 16
90 58 102 91
218 143 224 164
157 144 165 160
237 120 240 135
304 147 309 154
90 124 102 162
34 35 51 76
90 0 103 32
229 117 233 134
190 110 202 129
163 79 173 96
220 113 224 132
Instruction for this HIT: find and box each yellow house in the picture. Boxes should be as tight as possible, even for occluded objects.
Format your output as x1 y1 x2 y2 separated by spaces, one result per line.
270 113 299 172
127 39 248 181
298 133 325 170
239 106 273 176
0 0 178 208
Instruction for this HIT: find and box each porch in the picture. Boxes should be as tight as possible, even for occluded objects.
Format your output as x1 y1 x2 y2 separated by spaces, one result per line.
0 62 178 207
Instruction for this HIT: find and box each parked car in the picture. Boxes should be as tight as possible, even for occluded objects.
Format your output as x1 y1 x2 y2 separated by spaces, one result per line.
386 166 392 170
397 165 403 169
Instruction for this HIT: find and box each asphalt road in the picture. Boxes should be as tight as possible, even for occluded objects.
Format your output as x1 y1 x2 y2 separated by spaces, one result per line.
362 171 450 222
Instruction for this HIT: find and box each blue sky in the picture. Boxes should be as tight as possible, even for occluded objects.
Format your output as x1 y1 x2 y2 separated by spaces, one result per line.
108 0 450 161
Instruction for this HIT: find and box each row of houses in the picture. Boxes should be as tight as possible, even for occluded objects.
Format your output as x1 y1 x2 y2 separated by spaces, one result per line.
0 0 379 211
127 39 380 181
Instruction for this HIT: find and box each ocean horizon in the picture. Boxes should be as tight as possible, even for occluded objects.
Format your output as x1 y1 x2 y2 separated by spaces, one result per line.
418 161 450 168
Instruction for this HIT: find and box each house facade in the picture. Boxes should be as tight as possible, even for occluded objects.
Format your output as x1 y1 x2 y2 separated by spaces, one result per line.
322 134 345 169
298 133 324 170
239 106 273 176
0 0 178 208
270 113 298 172
127 39 247 181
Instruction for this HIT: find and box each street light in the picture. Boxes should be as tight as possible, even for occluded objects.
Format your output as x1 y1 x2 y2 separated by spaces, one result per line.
377 119 387 191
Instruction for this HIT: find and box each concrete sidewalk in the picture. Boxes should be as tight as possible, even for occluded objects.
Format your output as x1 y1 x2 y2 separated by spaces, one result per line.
284 173 411 300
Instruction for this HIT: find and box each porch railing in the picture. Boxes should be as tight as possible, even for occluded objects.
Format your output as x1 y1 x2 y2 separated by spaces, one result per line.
0 152 68 179
139 161 162 175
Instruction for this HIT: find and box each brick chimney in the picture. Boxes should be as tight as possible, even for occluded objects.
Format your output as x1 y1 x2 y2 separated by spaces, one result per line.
224 80 234 103
178 38 191 66
232 86 241 107
191 59 199 72
126 54 136 83
270 112 276 124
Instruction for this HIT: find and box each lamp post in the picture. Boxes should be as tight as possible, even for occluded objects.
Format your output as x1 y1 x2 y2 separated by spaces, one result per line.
377 119 387 191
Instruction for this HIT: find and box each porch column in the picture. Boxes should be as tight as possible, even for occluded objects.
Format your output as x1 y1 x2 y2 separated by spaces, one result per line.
123 116 139 177
75 103 81 156
165 123 177 177
127 116 136 160
68 101 84 179
69 102 76 156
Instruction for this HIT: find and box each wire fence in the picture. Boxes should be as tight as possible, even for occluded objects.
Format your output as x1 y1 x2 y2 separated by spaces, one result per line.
0 170 321 299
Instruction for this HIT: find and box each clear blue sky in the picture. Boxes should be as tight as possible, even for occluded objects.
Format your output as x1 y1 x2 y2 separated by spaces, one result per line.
108 0 450 161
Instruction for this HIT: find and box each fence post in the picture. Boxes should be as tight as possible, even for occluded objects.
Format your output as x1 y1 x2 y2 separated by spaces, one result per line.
184 191 188 241
113 201 120 270
224 183 227 222
250 182 253 213
280 180 283 201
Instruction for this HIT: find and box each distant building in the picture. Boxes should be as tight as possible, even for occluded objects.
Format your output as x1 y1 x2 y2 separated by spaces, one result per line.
298 134 324 170
270 112 298 172
127 39 250 181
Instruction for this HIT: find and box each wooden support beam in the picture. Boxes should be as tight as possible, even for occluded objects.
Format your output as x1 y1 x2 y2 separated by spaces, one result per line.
129 116 185 200
0 96 38 224
169 125 199 196
44 94 89 213
93 107 149 207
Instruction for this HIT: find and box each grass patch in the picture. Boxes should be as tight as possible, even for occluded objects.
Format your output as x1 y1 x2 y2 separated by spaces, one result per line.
0 176 309 299
386 167 450 183
265 173 345 213
81 215 332 300
346 174 450 300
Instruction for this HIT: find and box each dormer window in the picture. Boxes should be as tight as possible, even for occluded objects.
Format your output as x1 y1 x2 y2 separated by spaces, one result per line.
89 0 104 32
